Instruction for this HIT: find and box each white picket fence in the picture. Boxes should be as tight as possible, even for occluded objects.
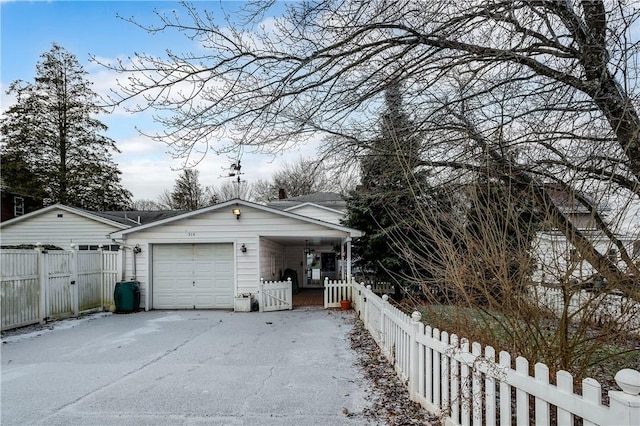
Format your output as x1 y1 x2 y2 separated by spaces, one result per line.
325 278 640 425
259 278 293 312
1 247 122 331
324 277 354 308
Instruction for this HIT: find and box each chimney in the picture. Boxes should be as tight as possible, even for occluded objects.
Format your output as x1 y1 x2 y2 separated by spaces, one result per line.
278 188 287 200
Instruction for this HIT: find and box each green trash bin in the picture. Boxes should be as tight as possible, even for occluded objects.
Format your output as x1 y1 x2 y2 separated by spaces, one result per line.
114 280 140 313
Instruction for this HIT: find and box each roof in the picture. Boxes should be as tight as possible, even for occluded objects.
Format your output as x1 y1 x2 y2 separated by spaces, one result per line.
0 204 130 230
89 210 187 226
545 185 606 215
110 198 362 239
268 192 347 211
284 202 345 216
0 204 186 229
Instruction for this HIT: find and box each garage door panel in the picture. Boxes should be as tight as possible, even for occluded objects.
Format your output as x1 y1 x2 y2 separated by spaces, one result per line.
153 244 234 309
194 262 213 274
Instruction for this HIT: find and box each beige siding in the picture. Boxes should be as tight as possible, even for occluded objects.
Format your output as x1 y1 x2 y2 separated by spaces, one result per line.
0 208 120 249
118 205 351 309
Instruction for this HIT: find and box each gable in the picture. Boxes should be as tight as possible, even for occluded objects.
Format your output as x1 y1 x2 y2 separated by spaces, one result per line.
0 206 124 248
284 203 345 225
111 199 361 239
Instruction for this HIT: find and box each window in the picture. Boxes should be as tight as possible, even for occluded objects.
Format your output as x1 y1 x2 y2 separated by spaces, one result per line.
14 197 24 216
78 244 120 251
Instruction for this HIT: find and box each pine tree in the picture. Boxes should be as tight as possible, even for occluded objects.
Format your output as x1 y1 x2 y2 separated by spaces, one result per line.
343 81 426 281
169 169 217 210
0 44 131 210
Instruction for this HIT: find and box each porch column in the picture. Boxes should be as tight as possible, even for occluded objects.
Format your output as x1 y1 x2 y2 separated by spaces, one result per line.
346 236 352 282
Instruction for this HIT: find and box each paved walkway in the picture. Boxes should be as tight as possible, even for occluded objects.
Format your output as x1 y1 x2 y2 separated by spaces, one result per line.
1 308 378 425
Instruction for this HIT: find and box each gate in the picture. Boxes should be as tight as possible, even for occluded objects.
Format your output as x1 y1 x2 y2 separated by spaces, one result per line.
1 248 123 330
259 278 293 312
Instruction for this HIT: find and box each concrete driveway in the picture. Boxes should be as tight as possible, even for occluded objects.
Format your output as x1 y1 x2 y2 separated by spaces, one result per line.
1 308 377 425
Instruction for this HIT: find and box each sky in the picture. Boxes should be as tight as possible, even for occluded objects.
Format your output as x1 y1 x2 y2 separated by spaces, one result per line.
1 0 317 202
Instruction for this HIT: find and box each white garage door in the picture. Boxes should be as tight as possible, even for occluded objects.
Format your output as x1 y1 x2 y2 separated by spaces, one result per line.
152 244 234 309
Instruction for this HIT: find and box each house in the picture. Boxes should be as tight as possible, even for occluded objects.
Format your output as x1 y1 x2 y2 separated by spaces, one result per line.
0 204 130 250
532 186 640 284
0 204 181 251
268 192 347 225
109 198 362 311
0 186 42 222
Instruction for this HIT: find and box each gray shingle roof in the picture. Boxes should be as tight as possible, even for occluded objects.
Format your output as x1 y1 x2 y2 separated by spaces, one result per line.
87 210 187 226
267 192 346 210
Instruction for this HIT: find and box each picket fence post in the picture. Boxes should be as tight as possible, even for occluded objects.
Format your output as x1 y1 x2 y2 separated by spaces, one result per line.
380 294 388 353
258 278 264 312
323 277 329 308
610 369 640 425
410 310 422 402
364 285 372 331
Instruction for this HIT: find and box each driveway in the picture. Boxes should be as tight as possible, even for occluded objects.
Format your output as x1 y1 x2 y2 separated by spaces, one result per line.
1 308 377 425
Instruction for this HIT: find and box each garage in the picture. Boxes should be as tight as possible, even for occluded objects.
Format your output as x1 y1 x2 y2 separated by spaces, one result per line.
152 243 234 309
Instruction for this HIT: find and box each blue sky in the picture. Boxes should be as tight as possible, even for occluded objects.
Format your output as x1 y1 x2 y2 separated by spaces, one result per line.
1 0 314 201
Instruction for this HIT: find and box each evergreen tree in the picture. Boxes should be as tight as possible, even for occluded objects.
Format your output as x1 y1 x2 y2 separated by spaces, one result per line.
343 81 426 281
169 169 217 210
0 44 131 210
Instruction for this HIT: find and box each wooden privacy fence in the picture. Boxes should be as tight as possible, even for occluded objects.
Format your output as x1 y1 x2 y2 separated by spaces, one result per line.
1 247 123 331
259 278 293 312
340 280 640 425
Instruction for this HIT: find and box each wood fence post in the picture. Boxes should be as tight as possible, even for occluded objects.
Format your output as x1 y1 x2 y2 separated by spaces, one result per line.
610 369 640 425
287 277 293 310
35 243 47 324
380 294 388 356
410 310 422 403
118 245 125 282
364 285 372 332
259 278 264 312
323 277 329 308
69 244 79 317
98 245 105 308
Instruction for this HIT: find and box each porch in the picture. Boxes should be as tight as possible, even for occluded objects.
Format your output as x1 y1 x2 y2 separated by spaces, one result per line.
292 288 324 307
258 235 354 290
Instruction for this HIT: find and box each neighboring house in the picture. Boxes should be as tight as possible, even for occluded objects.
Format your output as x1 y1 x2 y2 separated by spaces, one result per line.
0 187 42 222
109 198 362 311
268 192 347 225
533 186 640 284
0 204 130 250
268 192 347 212
0 204 181 250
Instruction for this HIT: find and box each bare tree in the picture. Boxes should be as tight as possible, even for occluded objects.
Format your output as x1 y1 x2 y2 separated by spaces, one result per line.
130 199 164 210
252 157 339 203
212 179 253 202
96 1 640 286
98 1 640 171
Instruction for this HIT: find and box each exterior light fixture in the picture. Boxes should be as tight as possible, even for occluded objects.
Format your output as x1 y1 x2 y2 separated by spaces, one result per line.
241 243 247 253
232 208 241 220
